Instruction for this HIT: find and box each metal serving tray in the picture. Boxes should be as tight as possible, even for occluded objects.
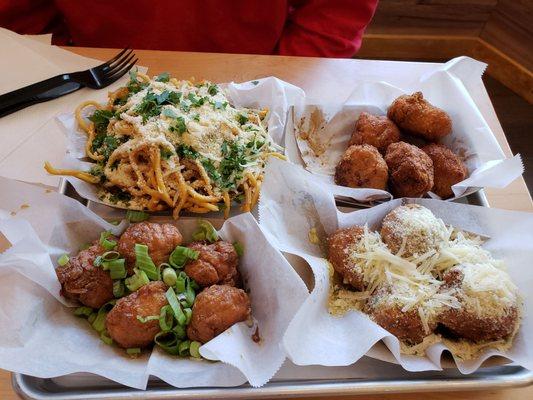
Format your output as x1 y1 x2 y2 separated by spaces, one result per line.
12 183 533 399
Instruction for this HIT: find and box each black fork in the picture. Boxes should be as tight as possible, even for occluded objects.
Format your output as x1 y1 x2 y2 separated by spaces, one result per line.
0 48 138 118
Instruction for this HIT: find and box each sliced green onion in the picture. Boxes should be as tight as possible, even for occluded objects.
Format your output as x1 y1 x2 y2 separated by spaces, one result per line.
136 315 159 323
178 340 191 357
184 278 195 306
135 244 159 280
99 231 117 250
159 305 174 331
233 242 244 257
125 268 150 291
109 220 121 226
175 275 186 293
173 324 187 339
92 309 107 333
168 246 199 269
101 251 120 261
189 341 201 358
184 307 192 325
166 287 186 326
154 331 180 355
88 312 97 324
93 256 103 267
190 279 199 291
100 330 113 345
57 254 69 266
126 210 150 222
162 268 177 286
158 262 172 270
103 258 127 279
192 220 218 242
73 306 93 317
126 347 141 357
113 280 125 298
91 300 116 333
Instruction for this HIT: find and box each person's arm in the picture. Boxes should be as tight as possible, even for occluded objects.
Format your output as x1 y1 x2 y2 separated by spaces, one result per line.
276 0 379 58
0 0 60 36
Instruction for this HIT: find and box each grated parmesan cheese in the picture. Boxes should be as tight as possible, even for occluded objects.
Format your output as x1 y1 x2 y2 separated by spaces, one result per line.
327 205 522 359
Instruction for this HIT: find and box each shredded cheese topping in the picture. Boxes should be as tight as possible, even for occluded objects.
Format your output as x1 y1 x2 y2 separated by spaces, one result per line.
327 205 522 360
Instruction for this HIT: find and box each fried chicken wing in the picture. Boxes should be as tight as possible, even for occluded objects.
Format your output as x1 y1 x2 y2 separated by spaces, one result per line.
349 112 401 153
187 285 251 343
335 144 388 190
385 141 434 197
184 241 240 287
388 92 452 141
422 143 467 199
106 281 168 348
118 222 182 274
56 240 115 309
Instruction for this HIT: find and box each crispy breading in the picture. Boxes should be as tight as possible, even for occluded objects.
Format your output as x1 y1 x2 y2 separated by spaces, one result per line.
187 285 251 343
56 239 115 309
335 144 388 190
349 112 401 153
385 142 434 197
327 226 366 290
184 240 240 287
118 222 182 274
106 281 168 348
422 143 467 199
388 92 452 141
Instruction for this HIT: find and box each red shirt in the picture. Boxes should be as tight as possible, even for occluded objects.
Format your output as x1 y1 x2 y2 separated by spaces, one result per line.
0 0 378 57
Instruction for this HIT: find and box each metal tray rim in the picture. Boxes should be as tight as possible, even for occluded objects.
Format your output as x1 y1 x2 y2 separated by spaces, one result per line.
12 367 533 400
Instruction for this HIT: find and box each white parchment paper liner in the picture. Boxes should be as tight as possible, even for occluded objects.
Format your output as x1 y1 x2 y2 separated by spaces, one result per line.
54 76 306 208
259 157 533 373
0 176 308 388
287 57 524 201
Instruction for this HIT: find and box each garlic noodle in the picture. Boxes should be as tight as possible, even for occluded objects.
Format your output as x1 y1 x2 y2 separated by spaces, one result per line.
45 71 284 217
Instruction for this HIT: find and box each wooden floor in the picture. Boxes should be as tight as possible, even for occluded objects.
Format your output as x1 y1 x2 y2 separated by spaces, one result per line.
483 75 533 192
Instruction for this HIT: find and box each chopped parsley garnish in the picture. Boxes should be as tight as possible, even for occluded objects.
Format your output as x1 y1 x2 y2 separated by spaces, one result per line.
246 136 266 155
207 84 218 96
180 101 191 113
91 133 125 162
126 69 148 95
201 159 221 182
108 188 132 204
213 100 228 110
89 165 106 183
187 93 208 107
251 80 259 85
155 72 170 82
198 136 268 189
162 108 178 118
169 116 187 134
156 90 181 105
176 144 199 159
160 147 174 160
89 109 114 134
236 113 249 125
134 90 182 123
215 140 248 189
102 136 119 160
113 96 128 106
192 113 200 122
